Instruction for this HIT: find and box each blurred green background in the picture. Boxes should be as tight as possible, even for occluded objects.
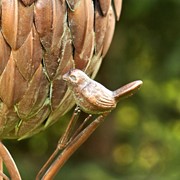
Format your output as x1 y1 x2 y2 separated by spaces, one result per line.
4 0 180 179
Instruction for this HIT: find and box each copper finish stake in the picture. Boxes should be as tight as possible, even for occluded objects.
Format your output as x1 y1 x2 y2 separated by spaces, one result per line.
0 142 21 180
41 114 108 180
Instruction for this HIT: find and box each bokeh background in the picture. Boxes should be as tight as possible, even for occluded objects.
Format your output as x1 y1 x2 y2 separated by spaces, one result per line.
4 0 180 179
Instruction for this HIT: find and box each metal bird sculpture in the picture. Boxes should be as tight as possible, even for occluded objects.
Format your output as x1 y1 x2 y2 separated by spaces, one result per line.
63 69 143 114
37 69 143 179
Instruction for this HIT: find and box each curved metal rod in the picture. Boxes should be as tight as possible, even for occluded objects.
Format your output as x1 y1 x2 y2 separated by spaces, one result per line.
41 114 108 180
0 171 9 180
0 152 9 180
0 141 21 180
36 107 81 179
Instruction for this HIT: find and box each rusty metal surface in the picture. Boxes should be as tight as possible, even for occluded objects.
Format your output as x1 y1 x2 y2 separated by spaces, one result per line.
0 0 122 139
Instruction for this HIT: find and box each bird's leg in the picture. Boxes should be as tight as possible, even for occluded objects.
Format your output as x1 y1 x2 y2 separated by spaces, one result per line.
36 106 81 180
39 113 108 180
58 106 81 149
69 114 92 142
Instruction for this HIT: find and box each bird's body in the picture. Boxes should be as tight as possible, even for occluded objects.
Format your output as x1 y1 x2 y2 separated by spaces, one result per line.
72 78 116 114
63 69 142 115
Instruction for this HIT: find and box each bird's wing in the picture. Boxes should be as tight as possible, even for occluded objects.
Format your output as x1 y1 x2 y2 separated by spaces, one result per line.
86 82 115 109
95 93 115 108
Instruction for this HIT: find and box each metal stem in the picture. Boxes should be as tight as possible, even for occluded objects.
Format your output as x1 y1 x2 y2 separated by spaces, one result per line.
41 114 108 180
0 142 21 180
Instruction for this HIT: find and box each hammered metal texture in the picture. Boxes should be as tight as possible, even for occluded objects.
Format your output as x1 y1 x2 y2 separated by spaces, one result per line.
0 0 122 139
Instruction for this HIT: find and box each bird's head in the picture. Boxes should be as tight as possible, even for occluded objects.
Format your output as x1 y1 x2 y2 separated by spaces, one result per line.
63 69 90 87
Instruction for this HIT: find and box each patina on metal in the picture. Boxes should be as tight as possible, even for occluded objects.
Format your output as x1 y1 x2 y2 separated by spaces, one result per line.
0 0 122 140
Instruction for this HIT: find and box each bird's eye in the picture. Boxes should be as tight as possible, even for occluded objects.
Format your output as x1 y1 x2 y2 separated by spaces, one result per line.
69 75 77 82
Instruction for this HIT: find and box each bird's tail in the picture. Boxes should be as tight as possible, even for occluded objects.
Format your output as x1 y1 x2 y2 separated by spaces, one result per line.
113 80 143 102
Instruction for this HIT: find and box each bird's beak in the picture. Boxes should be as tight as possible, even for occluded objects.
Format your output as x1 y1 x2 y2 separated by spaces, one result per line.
62 71 70 81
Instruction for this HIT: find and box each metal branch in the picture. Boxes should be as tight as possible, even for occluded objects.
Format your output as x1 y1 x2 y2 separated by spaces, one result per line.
39 114 108 180
0 142 21 180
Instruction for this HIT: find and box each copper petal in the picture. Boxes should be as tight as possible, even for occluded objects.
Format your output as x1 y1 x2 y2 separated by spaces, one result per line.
35 0 66 79
51 55 74 111
34 0 66 50
102 6 116 58
45 91 75 127
94 2 108 55
0 31 11 75
34 0 53 48
13 25 42 80
99 0 111 16
55 26 74 78
66 0 81 11
17 64 49 118
0 103 19 138
0 3 2 23
0 54 28 107
21 0 36 6
51 78 67 110
2 0 33 50
17 104 50 139
68 0 94 69
113 0 122 21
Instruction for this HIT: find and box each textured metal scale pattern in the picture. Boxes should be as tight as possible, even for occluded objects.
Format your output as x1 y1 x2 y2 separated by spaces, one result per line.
0 0 122 139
